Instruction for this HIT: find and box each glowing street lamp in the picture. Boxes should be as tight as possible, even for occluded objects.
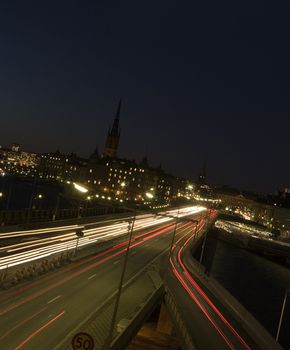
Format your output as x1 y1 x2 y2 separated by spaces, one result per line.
72 183 89 218
73 182 88 193
145 192 154 199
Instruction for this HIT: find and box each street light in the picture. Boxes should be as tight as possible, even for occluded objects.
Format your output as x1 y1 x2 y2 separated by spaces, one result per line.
105 210 136 349
35 194 43 210
276 289 289 342
199 208 211 265
73 182 88 193
73 183 89 218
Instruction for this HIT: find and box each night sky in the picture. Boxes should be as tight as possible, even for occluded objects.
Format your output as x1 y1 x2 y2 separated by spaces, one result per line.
0 1 289 193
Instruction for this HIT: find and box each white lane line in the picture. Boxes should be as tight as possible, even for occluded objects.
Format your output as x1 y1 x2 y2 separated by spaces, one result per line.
47 295 61 304
88 274 96 280
113 260 120 265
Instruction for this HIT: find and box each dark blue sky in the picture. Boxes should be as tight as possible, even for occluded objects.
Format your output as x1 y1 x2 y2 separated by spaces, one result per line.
0 1 289 192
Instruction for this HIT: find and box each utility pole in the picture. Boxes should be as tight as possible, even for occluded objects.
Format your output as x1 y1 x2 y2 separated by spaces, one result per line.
199 208 211 265
105 210 136 349
276 289 289 342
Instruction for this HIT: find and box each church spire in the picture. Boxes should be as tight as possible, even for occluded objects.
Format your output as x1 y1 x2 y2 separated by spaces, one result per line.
102 99 122 158
111 98 121 136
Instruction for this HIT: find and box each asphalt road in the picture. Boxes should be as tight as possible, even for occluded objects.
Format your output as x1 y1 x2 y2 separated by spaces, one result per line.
168 213 282 350
0 207 200 270
0 211 200 350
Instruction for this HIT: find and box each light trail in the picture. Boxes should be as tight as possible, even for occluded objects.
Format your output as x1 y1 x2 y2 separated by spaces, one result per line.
0 206 206 270
170 210 253 350
0 219 191 316
13 310 65 350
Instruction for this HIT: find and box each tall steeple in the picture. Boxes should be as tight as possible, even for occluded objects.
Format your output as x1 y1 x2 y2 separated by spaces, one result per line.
110 98 121 135
103 99 121 158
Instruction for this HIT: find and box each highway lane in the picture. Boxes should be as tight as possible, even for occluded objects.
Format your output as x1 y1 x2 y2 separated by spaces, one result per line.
0 211 203 350
168 212 282 350
0 206 203 269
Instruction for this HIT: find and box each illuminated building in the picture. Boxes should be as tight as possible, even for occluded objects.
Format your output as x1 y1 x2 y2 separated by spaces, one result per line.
0 144 39 177
38 151 87 182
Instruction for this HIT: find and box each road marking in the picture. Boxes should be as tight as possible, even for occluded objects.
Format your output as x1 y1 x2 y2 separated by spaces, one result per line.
113 260 120 265
88 274 96 280
47 295 61 304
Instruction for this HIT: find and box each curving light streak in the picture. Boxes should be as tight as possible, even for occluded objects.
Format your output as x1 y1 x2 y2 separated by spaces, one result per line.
170 211 252 350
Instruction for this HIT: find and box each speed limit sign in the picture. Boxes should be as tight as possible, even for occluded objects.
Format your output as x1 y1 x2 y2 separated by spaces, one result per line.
72 332 94 350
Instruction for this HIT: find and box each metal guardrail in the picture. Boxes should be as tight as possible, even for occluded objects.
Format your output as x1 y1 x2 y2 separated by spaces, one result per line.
182 221 283 350
55 251 168 350
0 206 127 226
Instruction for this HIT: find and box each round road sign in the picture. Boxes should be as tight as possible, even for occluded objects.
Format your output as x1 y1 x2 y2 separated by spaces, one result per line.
72 332 94 350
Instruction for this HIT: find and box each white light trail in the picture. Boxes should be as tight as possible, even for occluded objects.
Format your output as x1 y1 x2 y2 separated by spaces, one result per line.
0 206 206 270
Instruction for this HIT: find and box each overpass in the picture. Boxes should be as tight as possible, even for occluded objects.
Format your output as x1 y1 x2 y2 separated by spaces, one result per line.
0 207 282 350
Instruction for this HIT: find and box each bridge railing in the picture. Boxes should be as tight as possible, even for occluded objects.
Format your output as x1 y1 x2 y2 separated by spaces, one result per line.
0 206 127 226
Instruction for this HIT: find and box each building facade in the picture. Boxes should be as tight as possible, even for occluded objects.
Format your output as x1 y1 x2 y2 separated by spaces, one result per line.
0 144 40 177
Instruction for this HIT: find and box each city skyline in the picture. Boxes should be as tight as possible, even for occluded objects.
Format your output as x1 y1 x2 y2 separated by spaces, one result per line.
0 1 289 192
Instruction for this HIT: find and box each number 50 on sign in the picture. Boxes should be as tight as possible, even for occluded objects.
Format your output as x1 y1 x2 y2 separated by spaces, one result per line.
72 332 94 350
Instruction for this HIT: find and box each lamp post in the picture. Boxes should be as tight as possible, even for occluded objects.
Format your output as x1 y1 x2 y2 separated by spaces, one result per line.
36 194 43 210
199 208 211 265
72 182 88 218
154 209 199 282
105 210 136 349
276 289 289 342
167 209 180 262
27 178 37 223
53 193 61 221
0 192 3 202
75 228 84 256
